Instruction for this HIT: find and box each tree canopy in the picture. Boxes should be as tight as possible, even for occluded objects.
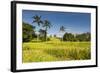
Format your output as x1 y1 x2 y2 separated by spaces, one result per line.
63 32 91 42
23 22 36 42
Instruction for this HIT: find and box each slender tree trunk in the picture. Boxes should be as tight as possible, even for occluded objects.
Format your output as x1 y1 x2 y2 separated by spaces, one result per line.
37 34 38 41
45 27 47 41
61 31 64 41
36 31 39 41
45 32 47 41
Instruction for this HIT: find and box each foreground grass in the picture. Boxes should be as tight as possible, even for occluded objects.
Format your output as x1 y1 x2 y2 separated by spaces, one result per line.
22 41 91 63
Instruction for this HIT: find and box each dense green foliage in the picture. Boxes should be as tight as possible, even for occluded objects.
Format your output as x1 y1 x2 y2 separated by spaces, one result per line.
23 22 36 42
76 32 91 41
63 32 91 42
63 33 75 41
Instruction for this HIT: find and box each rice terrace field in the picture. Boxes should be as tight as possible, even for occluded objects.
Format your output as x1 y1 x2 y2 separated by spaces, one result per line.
22 10 91 63
22 38 91 63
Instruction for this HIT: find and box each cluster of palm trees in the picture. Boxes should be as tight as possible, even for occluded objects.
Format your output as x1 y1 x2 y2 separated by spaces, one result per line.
32 15 52 41
32 15 67 41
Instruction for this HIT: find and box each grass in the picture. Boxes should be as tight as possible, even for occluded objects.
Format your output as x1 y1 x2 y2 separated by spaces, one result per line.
22 38 91 63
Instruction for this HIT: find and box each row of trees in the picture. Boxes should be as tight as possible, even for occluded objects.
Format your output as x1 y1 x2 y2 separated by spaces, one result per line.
63 32 91 41
59 25 91 41
23 21 91 42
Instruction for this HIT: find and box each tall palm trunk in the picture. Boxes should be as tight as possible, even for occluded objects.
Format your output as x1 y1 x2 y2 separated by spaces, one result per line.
60 26 65 41
32 15 43 42
37 34 38 41
45 27 47 41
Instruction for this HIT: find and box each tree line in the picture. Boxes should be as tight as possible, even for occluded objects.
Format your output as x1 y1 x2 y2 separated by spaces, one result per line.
23 21 91 42
63 32 91 41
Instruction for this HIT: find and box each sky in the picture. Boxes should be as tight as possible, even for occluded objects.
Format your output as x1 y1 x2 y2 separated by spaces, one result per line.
22 10 91 37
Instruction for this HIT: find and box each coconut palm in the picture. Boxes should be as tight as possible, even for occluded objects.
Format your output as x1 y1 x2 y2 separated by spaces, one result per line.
60 26 65 32
32 15 43 41
32 15 43 26
43 20 52 41
60 26 66 41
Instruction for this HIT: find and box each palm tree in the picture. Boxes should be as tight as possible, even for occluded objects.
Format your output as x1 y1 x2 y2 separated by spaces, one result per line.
60 26 65 41
39 29 46 41
32 15 43 41
32 15 43 26
43 20 52 41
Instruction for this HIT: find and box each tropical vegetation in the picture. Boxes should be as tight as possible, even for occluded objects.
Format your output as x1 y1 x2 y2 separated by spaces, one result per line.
22 14 91 63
